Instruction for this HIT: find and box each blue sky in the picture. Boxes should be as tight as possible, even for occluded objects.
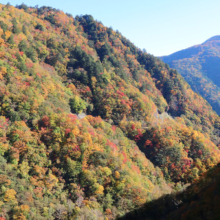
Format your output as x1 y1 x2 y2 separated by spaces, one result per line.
1 0 220 56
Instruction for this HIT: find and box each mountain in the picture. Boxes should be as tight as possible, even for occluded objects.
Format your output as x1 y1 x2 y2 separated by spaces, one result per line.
119 163 220 220
160 36 220 115
0 3 220 219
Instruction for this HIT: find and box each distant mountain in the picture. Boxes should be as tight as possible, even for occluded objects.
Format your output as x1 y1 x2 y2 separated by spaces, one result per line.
160 36 220 114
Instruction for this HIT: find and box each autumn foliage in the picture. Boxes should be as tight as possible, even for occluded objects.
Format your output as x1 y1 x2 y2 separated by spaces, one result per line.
0 3 220 220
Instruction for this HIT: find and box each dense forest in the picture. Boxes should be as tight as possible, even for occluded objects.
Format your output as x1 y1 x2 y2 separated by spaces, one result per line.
161 36 220 115
0 3 220 219
119 162 220 220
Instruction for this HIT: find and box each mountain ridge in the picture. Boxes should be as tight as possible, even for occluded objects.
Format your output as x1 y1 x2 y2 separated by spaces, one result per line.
0 3 220 219
203 35 220 43
160 35 220 115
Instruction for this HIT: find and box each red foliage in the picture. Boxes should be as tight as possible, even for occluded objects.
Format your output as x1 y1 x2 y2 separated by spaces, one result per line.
107 139 118 151
26 62 34 68
134 129 143 142
156 143 160 149
72 145 80 152
145 139 152 147
10 147 19 160
68 114 78 122
171 163 175 169
122 151 127 163
198 150 203 156
131 124 135 130
24 81 30 86
86 87 91 92
36 73 41 78
121 99 126 105
116 90 126 97
131 164 140 174
40 116 50 127
0 118 9 129
65 128 71 136
88 127 95 136
112 125 116 133
182 158 192 166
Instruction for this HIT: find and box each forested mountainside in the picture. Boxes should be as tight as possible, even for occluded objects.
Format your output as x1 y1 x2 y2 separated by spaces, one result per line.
161 36 220 115
119 163 220 220
1 3 220 219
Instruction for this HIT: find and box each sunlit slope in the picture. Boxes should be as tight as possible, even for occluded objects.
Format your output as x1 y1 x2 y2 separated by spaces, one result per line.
0 3 220 219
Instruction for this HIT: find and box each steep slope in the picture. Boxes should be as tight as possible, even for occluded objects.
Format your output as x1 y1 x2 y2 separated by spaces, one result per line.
0 4 172 220
0 3 220 219
166 164 220 220
119 163 220 220
160 36 220 115
71 15 220 183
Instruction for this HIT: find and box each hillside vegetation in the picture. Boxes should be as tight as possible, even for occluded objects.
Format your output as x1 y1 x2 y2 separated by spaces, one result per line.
0 3 220 219
119 163 220 220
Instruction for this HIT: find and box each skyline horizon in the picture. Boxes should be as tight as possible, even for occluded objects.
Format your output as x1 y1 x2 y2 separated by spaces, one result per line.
1 1 219 56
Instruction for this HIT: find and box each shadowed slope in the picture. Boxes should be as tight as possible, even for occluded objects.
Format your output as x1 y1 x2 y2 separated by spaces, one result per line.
161 36 220 115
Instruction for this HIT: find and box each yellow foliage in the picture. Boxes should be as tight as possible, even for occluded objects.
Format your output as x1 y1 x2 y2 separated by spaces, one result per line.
13 213 26 220
4 30 11 40
102 167 112 176
20 205 30 214
50 203 55 208
4 189 17 202
34 165 46 178
74 206 81 213
91 76 97 88
14 32 27 45
19 161 30 177
6 179 11 186
0 28 3 36
72 126 80 136
56 61 66 75
0 51 5 58
115 171 120 179
44 174 58 190
0 66 7 80
95 184 104 195
30 177 39 186
68 84 77 94
0 38 4 45
85 133 93 145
